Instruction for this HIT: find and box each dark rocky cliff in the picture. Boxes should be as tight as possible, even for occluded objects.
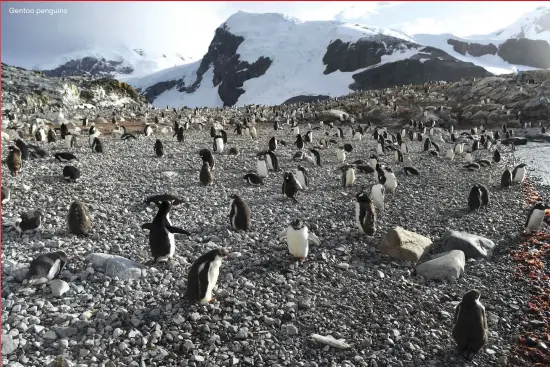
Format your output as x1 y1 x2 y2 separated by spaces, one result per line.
43 57 134 77
446 39 498 57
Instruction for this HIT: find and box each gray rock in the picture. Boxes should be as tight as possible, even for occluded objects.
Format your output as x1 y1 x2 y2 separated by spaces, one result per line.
2 332 18 355
440 230 495 259
415 250 465 281
50 279 70 297
378 226 433 262
311 334 351 349
86 253 148 280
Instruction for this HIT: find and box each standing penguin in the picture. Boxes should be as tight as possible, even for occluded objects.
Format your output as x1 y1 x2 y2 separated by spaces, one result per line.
468 185 482 211
154 139 164 158
91 137 103 153
199 149 215 170
356 192 377 235
141 201 191 263
229 194 252 231
452 289 488 361
186 248 229 304
336 147 346 163
15 139 29 160
269 136 278 151
67 201 92 235
341 165 356 188
213 135 224 153
26 251 68 286
309 149 321 166
493 149 501 163
2 186 11 205
257 155 269 178
423 137 431 152
478 184 490 209
144 124 153 137
277 219 321 262
383 167 397 193
47 129 57 143
525 202 550 233
370 184 385 211
14 209 45 236
199 161 214 186
295 165 309 190
282 172 302 203
394 150 404 163
295 134 304 149
7 146 23 176
512 163 527 183
261 151 280 171
175 126 185 142
501 168 512 188
35 127 47 142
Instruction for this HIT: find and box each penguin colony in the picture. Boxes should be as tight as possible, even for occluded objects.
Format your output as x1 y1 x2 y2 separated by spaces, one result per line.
2 86 549 365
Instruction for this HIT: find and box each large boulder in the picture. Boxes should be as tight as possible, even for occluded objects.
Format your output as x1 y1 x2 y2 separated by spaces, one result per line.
415 250 465 282
440 230 496 259
378 226 433 262
86 253 148 281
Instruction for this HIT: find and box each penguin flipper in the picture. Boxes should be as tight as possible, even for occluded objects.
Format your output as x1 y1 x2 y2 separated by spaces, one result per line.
166 225 191 235
308 232 321 245
198 262 211 300
141 223 153 230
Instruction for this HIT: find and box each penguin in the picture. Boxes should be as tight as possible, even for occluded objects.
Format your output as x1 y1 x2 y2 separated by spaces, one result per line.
28 144 47 159
493 149 501 163
341 165 356 188
370 155 378 169
6 146 23 176
501 168 512 188
210 125 217 138
228 194 251 231
309 149 321 166
464 152 473 163
477 159 491 167
525 202 550 232
186 248 229 305
199 149 215 170
355 192 377 235
454 143 464 154
278 219 321 262
26 251 68 286
91 137 103 153
199 161 214 186
375 163 385 183
257 155 269 178
67 201 92 235
468 185 482 211
82 117 88 127
376 141 385 154
400 142 409 154
472 140 479 152
423 138 431 152
47 129 57 143
141 201 191 263
15 139 29 160
452 289 488 361
343 143 353 153
370 183 385 211
295 165 309 190
383 167 397 193
144 124 153 137
282 172 302 203
35 127 47 142
175 126 185 142
262 151 280 171
220 130 228 144
403 166 419 176
65 134 77 149
154 139 164 158
228 147 240 156
249 126 258 140
273 121 280 131
336 147 346 163
305 130 313 143
478 184 490 209
269 136 278 151
60 123 69 139
63 165 80 182
295 134 304 149
243 173 264 186
2 186 10 205
213 135 224 153
512 163 527 183
464 163 481 171
445 148 455 160
395 150 404 163
15 209 45 236
54 152 78 162
121 133 137 141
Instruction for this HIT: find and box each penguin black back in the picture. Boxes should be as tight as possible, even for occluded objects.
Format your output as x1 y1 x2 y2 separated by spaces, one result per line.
493 149 501 163
15 139 29 160
468 185 482 211
501 168 512 188
92 137 103 153
154 139 164 158
199 161 213 186
229 194 251 230
199 148 215 169
63 166 80 182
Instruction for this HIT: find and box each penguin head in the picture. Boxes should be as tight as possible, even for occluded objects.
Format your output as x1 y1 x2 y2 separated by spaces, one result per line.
290 219 304 230
159 201 172 214
8 145 20 153
229 193 240 201
213 247 229 259
461 289 481 305
533 202 550 211
53 250 69 263
516 163 527 168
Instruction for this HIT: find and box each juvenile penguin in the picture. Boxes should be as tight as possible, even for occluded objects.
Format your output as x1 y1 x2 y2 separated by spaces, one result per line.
26 251 68 286
199 161 214 186
15 209 45 236
199 149 215 170
243 173 264 186
295 165 309 190
141 201 191 263
186 248 229 304
468 185 482 211
229 194 252 231
525 202 550 233
383 167 397 193
355 192 377 235
452 289 488 360
341 165 356 188
493 149 501 163
63 165 81 182
7 146 23 176
501 168 512 188
2 186 11 205
67 201 92 235
336 147 346 163
15 139 29 160
370 183 386 211
282 172 302 203
512 163 527 183
403 166 420 176
154 139 164 158
277 219 321 261
257 155 269 178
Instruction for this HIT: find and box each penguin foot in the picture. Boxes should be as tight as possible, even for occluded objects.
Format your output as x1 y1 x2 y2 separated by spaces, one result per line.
208 297 217 304
298 257 306 262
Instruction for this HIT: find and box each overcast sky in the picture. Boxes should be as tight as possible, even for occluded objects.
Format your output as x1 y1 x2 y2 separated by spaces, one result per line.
2 1 549 69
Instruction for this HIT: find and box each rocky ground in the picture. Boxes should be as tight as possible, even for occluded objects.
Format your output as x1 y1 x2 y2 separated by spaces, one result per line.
2 119 548 367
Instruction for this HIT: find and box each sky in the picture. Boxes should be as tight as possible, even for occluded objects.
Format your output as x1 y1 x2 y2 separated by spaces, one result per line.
2 1 550 69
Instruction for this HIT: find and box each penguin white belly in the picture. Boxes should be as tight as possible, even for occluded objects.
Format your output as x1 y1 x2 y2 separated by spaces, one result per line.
370 187 384 211
526 209 545 231
293 127 300 135
465 153 473 163
266 155 274 170
401 144 408 154
200 258 223 304
257 161 268 178
370 159 377 168
337 150 346 163
215 138 224 153
296 171 306 189
46 259 62 281
345 169 355 187
513 168 526 182
445 149 454 160
377 144 383 154
355 203 364 233
385 173 397 192
229 200 236 228
354 132 362 140
287 227 309 258
65 136 73 148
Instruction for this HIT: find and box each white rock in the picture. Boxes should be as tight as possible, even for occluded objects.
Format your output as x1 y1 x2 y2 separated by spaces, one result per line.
311 334 351 349
50 280 70 297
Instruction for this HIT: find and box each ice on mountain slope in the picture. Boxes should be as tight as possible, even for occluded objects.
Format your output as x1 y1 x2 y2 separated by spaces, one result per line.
487 6 550 42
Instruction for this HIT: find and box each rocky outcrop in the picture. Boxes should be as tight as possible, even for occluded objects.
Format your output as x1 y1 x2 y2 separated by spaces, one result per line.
282 95 331 105
142 80 178 103
440 230 495 259
43 57 134 77
497 38 550 69
447 39 498 57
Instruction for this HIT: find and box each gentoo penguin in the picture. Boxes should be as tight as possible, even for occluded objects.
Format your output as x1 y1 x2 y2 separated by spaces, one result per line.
269 136 278 151
395 150 404 163
141 201 191 263
260 151 280 171
67 201 92 235
175 126 185 142
6 146 23 176
186 248 229 305
341 165 356 188
525 202 550 233
144 194 184 206
294 126 300 135
304 130 313 143
370 155 378 169
229 194 251 231
65 134 77 149
423 138 431 152
213 135 224 153
154 139 164 158
282 172 302 203
199 149 215 170
464 163 481 171
210 125 217 138
15 139 29 160
370 183 385 211
309 149 321 166
355 192 377 235
144 124 153 137
257 155 269 178
400 142 409 154
220 130 228 144
243 173 264 186
2 186 10 205
63 165 81 182
295 165 309 190
478 184 490 209
454 143 464 154
26 251 68 286
15 209 45 236
376 141 385 154
452 289 488 360
468 185 482 211
512 163 527 183
47 129 57 143
501 168 512 188
336 147 346 163
295 134 304 149
472 140 479 152
249 126 258 140
91 137 103 153
199 161 214 186
278 219 321 262
60 123 69 139
54 152 78 162
382 167 397 193
121 132 137 140
35 127 46 142
493 149 501 163
403 166 420 176
28 144 47 159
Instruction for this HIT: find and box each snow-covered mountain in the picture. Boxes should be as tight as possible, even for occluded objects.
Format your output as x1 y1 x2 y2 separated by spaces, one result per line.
126 11 490 108
36 44 194 79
